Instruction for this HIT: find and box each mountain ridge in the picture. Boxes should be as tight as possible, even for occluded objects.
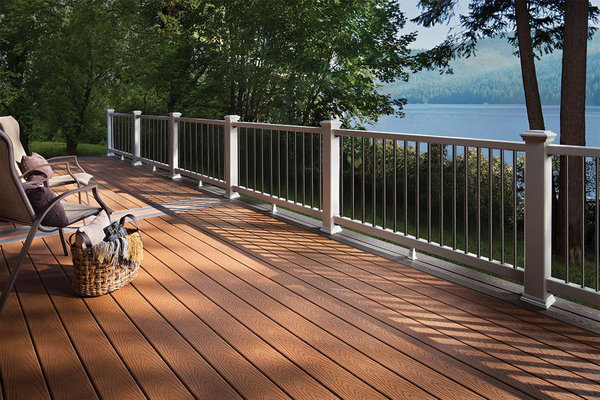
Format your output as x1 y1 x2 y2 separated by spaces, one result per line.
382 37 600 105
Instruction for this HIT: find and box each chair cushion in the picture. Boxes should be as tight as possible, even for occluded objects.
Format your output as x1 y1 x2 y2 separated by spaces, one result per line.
24 186 68 227
21 152 54 180
48 172 93 187
61 202 102 222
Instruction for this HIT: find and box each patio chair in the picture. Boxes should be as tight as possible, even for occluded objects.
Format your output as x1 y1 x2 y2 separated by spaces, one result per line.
0 128 111 315
0 116 93 202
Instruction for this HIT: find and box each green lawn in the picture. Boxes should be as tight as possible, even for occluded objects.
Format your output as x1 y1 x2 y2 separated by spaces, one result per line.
30 141 105 158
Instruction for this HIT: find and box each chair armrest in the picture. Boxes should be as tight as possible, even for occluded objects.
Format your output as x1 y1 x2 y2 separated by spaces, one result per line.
47 156 86 174
46 155 77 163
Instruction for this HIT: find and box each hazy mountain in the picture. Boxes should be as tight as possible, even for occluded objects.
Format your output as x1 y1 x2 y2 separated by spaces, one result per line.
382 37 600 105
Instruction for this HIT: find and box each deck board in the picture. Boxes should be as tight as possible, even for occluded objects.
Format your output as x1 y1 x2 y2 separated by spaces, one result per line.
0 249 50 400
1 156 600 399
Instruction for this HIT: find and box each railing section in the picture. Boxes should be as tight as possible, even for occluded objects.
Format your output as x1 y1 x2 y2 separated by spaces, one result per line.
232 121 324 218
334 129 527 283
547 144 600 306
106 110 600 308
106 111 133 156
139 115 169 166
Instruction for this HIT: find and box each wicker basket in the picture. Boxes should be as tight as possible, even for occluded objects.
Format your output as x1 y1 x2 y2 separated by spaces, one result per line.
70 215 143 297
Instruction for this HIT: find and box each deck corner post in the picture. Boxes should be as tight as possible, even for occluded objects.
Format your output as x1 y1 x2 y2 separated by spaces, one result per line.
520 130 557 309
320 119 343 235
106 109 115 156
169 112 182 179
224 115 241 199
132 110 142 166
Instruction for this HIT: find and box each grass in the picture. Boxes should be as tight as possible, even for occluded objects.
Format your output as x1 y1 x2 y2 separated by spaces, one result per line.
30 141 105 158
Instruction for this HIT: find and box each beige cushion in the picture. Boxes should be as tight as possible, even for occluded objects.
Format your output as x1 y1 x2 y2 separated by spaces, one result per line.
0 116 25 175
0 132 34 224
48 172 93 187
74 210 110 248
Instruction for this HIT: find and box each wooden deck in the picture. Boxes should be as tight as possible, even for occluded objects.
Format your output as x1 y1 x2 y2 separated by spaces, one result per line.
2 156 600 399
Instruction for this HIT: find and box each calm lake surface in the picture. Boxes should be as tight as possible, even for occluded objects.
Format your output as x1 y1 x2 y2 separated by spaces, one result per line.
369 104 600 147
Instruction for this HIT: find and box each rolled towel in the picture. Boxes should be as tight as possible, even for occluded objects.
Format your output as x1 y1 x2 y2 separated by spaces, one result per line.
74 211 110 248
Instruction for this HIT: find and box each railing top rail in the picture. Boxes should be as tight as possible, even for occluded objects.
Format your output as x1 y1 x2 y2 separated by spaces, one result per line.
175 116 225 125
334 128 526 151
547 144 600 158
233 121 323 134
111 112 132 117
139 115 170 121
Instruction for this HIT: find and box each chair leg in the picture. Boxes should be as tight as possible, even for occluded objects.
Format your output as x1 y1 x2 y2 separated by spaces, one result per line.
0 227 38 316
59 229 68 256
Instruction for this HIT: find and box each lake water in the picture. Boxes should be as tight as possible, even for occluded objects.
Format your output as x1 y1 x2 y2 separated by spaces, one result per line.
369 104 600 147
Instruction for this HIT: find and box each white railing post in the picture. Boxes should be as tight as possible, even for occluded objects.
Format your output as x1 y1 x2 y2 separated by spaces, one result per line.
169 112 182 179
106 109 114 156
224 115 241 199
131 110 142 165
521 130 557 309
320 119 343 234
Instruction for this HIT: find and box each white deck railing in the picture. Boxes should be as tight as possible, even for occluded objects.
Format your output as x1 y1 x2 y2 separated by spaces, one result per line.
107 109 600 309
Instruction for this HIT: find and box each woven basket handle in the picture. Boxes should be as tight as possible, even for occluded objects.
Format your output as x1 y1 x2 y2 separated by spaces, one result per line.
119 214 140 231
68 231 93 248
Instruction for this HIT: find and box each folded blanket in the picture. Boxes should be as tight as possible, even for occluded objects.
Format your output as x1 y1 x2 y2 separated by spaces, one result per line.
92 232 142 269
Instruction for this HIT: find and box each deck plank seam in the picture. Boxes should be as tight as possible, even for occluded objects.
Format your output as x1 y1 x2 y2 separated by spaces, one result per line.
0 200 227 247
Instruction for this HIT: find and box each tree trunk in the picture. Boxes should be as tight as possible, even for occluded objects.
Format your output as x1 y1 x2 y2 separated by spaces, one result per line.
514 0 545 131
557 0 588 265
66 134 78 155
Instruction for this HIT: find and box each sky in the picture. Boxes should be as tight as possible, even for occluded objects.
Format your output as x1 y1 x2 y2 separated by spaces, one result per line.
403 0 600 49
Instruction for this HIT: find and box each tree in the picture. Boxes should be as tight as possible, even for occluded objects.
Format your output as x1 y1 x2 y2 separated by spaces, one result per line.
31 0 138 153
558 0 589 263
0 0 58 152
413 0 599 258
188 0 420 127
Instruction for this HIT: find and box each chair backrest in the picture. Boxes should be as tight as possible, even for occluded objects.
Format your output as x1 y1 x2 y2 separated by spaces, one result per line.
0 116 26 175
0 129 35 225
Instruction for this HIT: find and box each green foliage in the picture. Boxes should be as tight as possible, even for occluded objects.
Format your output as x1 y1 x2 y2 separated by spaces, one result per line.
2 0 433 151
29 141 105 158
